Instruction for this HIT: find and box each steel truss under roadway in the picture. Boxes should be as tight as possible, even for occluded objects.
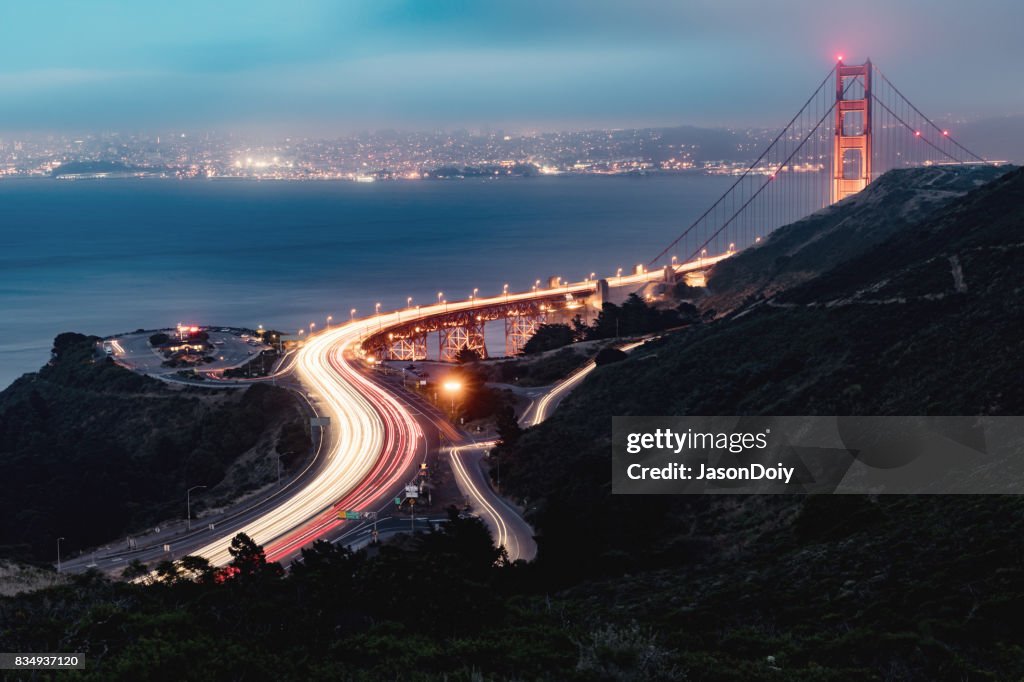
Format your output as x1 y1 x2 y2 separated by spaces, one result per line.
361 294 588 360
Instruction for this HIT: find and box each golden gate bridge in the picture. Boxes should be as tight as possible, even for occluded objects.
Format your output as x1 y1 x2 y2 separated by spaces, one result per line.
362 57 993 363
649 56 991 267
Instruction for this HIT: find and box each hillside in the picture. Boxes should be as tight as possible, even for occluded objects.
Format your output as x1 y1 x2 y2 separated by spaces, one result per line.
703 165 1009 314
493 165 1024 678
0 333 309 562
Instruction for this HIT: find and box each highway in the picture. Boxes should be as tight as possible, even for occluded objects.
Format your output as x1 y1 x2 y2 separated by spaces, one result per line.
62 258 721 574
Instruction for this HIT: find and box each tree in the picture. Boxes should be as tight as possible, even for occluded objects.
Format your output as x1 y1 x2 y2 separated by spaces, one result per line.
149 332 170 346
121 559 149 581
495 404 522 447
177 555 215 583
227 532 283 582
571 315 591 342
522 324 575 354
676 301 700 323
455 347 482 364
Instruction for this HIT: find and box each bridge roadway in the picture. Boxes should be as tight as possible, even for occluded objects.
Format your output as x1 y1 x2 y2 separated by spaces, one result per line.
64 255 729 572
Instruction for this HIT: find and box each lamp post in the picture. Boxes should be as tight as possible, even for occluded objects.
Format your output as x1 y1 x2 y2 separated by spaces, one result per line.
309 322 315 335
407 296 413 308
350 308 357 321
271 453 287 486
472 287 478 303
503 283 509 301
326 315 333 328
57 537 64 573
442 380 462 419
186 485 206 531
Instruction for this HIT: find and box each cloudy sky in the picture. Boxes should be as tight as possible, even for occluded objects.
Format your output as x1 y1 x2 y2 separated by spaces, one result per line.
0 0 1019 134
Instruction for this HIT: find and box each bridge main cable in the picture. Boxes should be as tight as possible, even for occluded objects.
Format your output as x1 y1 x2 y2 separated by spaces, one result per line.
647 65 837 267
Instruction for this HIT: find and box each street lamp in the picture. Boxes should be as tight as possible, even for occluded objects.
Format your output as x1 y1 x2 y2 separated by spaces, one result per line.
437 291 443 305
271 453 287 486
407 296 413 308
326 315 333 328
589 272 596 282
186 485 206 531
57 537 64 573
616 267 623 281
503 283 509 300
671 255 678 267
375 302 381 315
309 322 315 335
442 380 462 418
472 287 478 303
350 308 357 321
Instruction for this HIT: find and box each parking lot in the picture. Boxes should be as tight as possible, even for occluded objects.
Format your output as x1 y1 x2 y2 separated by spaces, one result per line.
105 327 274 378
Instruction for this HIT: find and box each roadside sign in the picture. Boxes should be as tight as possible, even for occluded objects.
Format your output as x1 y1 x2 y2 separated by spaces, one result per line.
394 497 402 505
337 511 360 520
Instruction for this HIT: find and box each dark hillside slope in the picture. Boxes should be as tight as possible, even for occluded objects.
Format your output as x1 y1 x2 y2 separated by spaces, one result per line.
494 167 1024 678
0 334 306 561
703 165 1011 314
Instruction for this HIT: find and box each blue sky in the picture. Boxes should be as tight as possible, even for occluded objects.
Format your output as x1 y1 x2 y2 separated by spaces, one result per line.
0 0 1019 133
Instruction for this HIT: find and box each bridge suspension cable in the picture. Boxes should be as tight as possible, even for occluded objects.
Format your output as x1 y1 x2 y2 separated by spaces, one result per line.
650 59 991 268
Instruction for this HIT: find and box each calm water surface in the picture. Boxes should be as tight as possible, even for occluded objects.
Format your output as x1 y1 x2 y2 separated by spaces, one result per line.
0 175 733 388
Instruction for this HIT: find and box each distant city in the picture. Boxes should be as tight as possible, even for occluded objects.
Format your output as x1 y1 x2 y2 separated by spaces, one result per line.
0 125 794 181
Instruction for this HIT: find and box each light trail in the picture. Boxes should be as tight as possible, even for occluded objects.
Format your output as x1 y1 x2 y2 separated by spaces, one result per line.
449 441 535 562
186 255 720 567
190 318 423 566
528 340 645 427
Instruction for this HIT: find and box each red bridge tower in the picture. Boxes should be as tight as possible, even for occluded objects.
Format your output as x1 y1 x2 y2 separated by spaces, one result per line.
832 58 872 203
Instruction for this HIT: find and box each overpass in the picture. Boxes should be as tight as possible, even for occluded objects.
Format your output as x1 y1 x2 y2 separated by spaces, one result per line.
359 253 732 361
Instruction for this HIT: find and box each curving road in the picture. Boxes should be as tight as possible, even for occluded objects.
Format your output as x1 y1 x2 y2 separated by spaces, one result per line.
63 259 720 574
449 440 537 562
523 339 646 427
